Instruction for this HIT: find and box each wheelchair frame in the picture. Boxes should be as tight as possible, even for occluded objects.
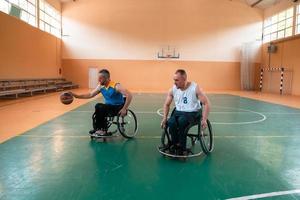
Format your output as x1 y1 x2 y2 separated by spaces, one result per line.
90 109 138 140
158 108 213 158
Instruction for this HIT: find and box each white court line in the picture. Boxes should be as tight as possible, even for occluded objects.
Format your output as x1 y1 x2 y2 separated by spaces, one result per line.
137 135 300 138
19 135 89 138
18 135 300 139
71 110 258 114
227 189 300 200
156 107 267 125
70 111 158 114
70 111 258 114
137 135 300 139
263 112 300 115
70 110 300 115
71 110 249 113
212 112 300 115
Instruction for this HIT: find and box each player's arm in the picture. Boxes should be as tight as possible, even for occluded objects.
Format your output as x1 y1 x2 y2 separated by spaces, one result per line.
70 85 100 99
115 83 132 116
196 85 210 128
161 88 173 129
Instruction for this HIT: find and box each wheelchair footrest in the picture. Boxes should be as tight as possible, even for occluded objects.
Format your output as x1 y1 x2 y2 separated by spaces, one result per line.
157 146 202 158
89 131 117 138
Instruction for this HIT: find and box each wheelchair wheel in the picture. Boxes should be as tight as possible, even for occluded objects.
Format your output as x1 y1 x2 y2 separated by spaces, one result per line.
186 124 199 146
158 126 203 158
199 119 213 154
185 124 202 156
117 109 138 139
161 130 167 147
160 127 172 149
106 116 118 135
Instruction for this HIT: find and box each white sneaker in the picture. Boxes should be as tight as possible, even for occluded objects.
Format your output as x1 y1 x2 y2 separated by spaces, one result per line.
94 130 108 136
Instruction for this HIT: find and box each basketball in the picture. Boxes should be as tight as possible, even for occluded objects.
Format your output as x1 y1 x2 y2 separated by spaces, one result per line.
60 92 73 105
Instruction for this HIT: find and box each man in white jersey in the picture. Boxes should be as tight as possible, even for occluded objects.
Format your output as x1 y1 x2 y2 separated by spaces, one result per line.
161 69 210 154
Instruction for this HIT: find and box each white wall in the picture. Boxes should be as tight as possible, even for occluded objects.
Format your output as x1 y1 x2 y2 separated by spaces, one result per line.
62 0 263 62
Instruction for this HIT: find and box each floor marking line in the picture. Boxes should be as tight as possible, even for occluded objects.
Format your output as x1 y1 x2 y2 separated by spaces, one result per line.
70 111 159 114
226 189 300 200
17 135 300 139
71 110 254 114
71 110 300 115
156 107 267 125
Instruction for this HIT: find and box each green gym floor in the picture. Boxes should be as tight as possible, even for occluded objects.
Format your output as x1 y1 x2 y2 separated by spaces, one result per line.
1 93 300 200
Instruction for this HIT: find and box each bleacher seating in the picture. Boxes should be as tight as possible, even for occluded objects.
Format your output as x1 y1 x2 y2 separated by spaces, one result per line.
0 78 79 98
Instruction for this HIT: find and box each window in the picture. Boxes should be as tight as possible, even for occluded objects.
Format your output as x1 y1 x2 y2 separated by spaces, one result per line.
0 0 36 27
0 0 10 14
263 7 294 43
39 0 61 37
296 4 300 34
1 0 61 38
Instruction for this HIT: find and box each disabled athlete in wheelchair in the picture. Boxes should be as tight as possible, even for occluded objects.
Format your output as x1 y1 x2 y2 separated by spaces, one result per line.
70 69 138 139
159 69 213 157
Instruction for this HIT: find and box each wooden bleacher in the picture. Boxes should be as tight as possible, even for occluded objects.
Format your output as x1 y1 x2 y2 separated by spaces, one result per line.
0 78 79 98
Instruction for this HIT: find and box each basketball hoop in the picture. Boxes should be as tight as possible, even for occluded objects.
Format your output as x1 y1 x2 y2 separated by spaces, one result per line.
157 45 180 59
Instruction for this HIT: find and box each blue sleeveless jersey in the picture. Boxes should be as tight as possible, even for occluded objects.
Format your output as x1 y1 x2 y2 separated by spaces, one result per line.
100 81 124 105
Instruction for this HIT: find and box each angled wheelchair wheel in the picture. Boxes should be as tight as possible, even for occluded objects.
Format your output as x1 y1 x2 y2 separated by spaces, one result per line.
199 119 213 154
106 116 118 135
185 124 202 156
117 109 138 139
158 127 172 154
158 125 203 159
161 128 171 148
186 124 199 146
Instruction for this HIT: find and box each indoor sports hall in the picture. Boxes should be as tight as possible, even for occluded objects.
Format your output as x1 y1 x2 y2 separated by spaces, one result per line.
1 0 300 199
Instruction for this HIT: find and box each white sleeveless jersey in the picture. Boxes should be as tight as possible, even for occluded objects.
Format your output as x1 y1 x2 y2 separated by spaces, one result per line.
172 82 201 112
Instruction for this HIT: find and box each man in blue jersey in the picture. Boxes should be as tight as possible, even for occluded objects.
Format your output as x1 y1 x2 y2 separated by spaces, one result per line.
161 69 210 154
71 69 132 136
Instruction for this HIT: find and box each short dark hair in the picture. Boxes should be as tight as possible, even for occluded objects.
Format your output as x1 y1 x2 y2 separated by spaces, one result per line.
175 69 186 76
99 69 110 79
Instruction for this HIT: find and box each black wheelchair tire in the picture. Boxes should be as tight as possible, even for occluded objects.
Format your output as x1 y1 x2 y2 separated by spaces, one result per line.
117 109 138 139
199 119 213 154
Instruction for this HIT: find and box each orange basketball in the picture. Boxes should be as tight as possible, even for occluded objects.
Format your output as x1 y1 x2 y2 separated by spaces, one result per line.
60 92 73 105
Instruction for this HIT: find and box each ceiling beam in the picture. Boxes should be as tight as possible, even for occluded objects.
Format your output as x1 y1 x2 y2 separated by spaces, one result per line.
251 0 264 7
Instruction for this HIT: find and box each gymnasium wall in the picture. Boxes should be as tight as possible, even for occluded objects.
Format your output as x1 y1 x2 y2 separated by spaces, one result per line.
0 0 61 79
261 38 300 96
261 1 300 96
61 0 263 92
62 59 241 93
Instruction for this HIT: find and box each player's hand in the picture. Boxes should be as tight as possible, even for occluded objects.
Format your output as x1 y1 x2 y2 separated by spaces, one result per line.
201 119 207 129
119 108 127 117
161 118 167 129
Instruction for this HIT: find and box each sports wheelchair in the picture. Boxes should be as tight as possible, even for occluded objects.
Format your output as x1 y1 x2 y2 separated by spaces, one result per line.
90 109 138 140
158 108 213 158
